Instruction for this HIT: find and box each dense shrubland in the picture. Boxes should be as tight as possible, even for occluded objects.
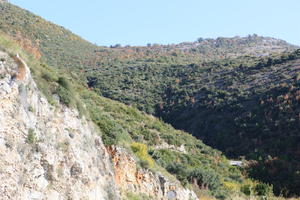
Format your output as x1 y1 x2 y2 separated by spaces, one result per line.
85 47 300 196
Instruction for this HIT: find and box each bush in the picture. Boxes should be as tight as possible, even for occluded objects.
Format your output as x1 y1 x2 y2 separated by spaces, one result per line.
95 116 130 145
189 168 222 192
57 77 71 90
161 134 182 146
254 183 273 196
131 142 154 169
56 86 74 106
55 76 76 107
41 69 57 82
240 184 252 196
166 163 190 186
140 128 160 145
26 128 36 144
223 181 240 192
28 105 34 112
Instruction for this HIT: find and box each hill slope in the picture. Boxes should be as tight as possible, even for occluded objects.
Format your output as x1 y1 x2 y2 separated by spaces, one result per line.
1 1 299 198
86 45 300 196
158 51 300 196
0 20 277 200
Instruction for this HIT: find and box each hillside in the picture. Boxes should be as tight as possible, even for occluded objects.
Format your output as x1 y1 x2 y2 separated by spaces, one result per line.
158 51 300 196
1 0 300 198
0 21 279 199
86 46 300 196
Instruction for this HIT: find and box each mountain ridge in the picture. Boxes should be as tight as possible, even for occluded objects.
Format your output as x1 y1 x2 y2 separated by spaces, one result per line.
0 1 297 71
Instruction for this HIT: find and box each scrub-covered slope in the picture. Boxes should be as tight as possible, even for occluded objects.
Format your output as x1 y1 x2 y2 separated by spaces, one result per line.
0 30 271 200
0 0 298 198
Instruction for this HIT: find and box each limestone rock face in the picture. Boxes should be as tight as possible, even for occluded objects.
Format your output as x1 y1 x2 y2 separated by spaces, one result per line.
108 146 199 200
0 51 118 200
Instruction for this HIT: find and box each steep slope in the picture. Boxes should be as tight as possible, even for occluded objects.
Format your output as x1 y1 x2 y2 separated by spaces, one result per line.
0 50 118 199
0 29 273 200
157 50 300 196
0 1 95 69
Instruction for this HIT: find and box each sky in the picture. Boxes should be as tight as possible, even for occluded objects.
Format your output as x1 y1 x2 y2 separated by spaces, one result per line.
9 0 300 46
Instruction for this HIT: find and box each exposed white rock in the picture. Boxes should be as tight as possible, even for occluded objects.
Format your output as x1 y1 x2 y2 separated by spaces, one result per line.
154 142 187 153
0 51 119 200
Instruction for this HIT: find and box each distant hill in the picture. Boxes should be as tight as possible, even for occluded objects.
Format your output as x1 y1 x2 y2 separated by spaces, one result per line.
103 35 297 61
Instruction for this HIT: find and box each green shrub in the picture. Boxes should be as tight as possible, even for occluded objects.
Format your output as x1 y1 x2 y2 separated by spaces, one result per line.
28 105 34 112
125 192 152 200
41 69 57 82
254 183 273 196
240 184 252 196
161 134 182 146
189 168 222 192
57 77 71 90
76 101 86 118
140 128 160 145
56 86 74 106
26 128 36 144
166 163 190 186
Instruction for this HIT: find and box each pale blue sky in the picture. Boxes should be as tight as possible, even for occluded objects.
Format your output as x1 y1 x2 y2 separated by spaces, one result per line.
9 0 300 46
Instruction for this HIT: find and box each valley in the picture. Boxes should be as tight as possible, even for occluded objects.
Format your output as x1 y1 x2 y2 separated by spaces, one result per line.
0 1 300 199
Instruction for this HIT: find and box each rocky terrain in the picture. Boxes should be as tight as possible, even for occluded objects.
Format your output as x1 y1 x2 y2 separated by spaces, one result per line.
0 50 118 199
108 146 197 200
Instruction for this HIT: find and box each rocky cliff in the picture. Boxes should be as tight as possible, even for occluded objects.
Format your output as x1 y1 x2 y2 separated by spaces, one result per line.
108 146 198 200
0 50 118 199
0 50 198 199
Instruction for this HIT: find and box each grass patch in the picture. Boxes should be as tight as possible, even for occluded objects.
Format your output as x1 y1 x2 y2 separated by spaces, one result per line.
124 192 153 200
26 128 36 144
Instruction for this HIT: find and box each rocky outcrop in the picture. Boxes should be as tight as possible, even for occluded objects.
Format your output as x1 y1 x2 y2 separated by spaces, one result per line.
0 51 119 199
108 146 198 200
